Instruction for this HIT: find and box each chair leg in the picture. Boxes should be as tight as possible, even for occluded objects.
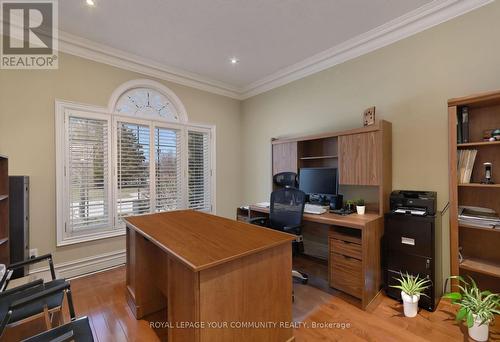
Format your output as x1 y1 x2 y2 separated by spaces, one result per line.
43 306 51 330
50 308 64 327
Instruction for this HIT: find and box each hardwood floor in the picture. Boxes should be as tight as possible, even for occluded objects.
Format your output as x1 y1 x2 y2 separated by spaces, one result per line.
8 264 500 341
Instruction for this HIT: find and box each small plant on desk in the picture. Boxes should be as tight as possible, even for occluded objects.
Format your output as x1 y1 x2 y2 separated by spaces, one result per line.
443 275 500 342
345 200 355 212
356 199 366 215
391 272 431 318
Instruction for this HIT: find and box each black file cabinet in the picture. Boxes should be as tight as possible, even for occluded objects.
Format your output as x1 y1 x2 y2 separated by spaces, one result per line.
384 213 442 311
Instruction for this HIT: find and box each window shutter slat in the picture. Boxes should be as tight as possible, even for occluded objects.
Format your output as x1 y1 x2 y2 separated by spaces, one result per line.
117 122 151 220
68 116 110 232
188 130 211 211
155 127 182 212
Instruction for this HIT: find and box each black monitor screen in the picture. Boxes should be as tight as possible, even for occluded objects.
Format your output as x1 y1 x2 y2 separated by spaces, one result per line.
299 168 338 195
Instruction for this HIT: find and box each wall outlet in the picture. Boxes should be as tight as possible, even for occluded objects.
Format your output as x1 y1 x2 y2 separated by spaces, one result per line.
29 248 38 259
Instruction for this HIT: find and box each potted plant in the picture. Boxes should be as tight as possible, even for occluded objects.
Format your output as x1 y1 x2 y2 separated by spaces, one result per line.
391 272 431 317
443 275 500 342
345 200 355 212
356 199 366 215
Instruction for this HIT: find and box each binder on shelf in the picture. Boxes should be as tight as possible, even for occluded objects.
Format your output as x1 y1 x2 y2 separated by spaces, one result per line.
457 110 463 144
461 107 469 143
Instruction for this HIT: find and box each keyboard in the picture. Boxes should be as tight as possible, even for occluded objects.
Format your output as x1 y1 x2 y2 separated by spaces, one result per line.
304 204 327 215
330 208 355 216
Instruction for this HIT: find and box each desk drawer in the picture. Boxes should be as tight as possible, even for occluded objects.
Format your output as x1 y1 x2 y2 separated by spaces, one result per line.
329 253 363 298
329 226 362 244
330 238 362 260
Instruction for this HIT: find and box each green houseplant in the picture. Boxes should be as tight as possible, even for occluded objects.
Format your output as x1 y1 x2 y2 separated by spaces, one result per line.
345 200 355 212
391 272 431 317
356 199 365 215
443 275 500 342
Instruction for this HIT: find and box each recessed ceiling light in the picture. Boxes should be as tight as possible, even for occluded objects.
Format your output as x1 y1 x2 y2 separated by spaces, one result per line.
230 57 239 65
86 0 95 6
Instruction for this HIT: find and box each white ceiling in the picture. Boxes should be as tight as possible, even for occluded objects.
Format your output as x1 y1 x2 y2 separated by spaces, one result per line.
58 0 491 98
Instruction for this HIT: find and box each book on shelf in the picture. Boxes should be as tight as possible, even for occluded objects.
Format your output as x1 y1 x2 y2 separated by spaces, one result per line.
458 206 500 229
457 149 477 184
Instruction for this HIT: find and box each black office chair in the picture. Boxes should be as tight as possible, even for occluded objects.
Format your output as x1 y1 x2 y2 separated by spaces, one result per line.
250 187 309 284
0 279 76 339
273 172 298 189
22 316 94 342
0 254 75 338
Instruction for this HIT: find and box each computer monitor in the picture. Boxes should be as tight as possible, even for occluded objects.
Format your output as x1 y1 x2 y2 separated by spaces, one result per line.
298 167 338 197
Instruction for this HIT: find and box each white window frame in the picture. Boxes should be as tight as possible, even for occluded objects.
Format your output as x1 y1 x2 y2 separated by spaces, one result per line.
56 83 215 247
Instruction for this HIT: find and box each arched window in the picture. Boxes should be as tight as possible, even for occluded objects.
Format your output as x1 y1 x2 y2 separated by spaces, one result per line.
108 79 188 123
55 80 214 246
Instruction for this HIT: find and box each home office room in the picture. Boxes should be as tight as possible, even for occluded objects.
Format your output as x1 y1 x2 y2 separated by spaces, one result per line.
0 0 499 341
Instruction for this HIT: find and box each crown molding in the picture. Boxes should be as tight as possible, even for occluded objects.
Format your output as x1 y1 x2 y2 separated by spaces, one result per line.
54 0 492 101
240 0 493 99
58 31 244 100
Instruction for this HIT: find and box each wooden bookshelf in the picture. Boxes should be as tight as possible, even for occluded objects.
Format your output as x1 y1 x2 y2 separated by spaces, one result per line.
299 155 338 160
457 140 500 148
0 155 9 266
459 258 500 279
449 90 500 292
458 183 500 188
460 223 500 233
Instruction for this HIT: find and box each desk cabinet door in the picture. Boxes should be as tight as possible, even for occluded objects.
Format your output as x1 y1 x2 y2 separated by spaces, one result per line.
338 132 379 185
272 142 297 175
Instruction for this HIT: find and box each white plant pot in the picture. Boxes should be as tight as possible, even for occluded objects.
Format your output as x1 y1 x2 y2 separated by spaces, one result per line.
356 206 366 215
401 291 419 317
468 315 490 342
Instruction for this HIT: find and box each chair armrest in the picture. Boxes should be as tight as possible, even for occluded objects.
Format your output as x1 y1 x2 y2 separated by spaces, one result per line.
8 254 56 280
8 253 53 269
0 270 13 292
10 281 70 310
50 330 75 342
248 217 269 227
283 224 302 235
0 279 44 298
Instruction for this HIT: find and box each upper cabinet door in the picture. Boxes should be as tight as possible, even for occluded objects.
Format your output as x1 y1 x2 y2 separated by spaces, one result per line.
272 142 297 175
338 132 380 185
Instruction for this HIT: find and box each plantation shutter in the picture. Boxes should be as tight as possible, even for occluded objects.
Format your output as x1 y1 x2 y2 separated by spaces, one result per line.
116 122 151 220
154 127 182 211
67 115 110 232
187 130 211 211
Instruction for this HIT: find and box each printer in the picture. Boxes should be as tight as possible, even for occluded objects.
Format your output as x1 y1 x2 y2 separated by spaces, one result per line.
389 190 437 216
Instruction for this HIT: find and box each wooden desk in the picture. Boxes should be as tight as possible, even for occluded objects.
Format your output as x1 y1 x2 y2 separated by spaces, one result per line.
125 210 295 342
242 205 384 310
248 205 381 229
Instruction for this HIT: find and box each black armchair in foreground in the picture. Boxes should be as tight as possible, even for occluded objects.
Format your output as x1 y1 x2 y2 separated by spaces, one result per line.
21 316 94 342
250 187 309 284
0 278 76 339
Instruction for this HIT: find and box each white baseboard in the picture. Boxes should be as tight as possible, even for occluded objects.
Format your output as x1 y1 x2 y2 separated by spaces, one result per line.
29 250 126 279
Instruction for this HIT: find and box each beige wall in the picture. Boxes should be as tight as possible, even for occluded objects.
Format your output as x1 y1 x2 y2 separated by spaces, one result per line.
240 1 500 281
0 53 241 265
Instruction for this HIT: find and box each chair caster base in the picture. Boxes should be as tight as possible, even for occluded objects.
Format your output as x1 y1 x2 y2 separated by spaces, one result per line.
292 270 308 284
